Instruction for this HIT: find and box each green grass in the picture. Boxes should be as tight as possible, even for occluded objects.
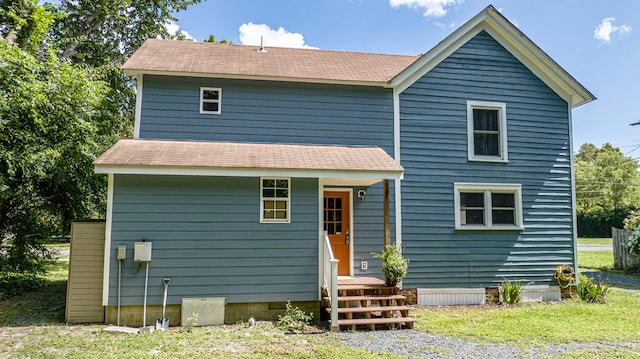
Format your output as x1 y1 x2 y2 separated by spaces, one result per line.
5 323 404 359
578 250 614 270
413 289 640 347
2 243 640 358
577 237 613 245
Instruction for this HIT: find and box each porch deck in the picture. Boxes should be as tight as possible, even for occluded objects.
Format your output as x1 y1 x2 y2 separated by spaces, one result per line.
337 277 386 286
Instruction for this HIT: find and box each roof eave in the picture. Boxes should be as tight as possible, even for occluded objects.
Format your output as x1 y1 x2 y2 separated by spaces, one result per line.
389 6 596 108
94 164 404 181
123 69 391 88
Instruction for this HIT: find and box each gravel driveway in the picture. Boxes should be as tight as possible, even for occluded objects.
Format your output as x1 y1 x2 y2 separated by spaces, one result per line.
334 330 639 358
335 270 640 358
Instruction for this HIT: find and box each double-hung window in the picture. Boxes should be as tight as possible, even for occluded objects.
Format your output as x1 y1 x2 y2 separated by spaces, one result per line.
454 183 523 230
467 101 507 162
200 87 222 114
261 178 290 223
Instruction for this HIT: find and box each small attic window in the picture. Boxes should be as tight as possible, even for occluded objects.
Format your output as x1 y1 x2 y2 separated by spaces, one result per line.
200 87 221 114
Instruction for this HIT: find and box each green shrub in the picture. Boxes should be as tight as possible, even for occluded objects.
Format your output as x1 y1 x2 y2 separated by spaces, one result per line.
627 227 640 257
277 301 313 333
623 209 640 231
500 279 522 305
371 243 409 286
0 272 46 300
576 273 609 303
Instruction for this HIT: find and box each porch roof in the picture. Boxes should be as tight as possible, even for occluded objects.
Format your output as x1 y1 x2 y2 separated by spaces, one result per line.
94 139 403 185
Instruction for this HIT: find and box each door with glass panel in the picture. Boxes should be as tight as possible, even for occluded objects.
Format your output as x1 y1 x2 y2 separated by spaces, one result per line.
323 191 350 276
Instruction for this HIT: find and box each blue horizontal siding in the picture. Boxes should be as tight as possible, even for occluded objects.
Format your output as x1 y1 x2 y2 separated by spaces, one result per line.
400 31 574 288
108 175 319 305
138 76 397 280
139 77 394 151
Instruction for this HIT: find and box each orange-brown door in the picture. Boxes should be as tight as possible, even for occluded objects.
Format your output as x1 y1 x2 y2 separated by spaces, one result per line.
324 191 350 276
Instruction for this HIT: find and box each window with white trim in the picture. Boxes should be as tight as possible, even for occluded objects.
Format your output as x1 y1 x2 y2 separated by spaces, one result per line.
200 87 222 114
261 178 290 223
454 183 522 230
467 101 507 162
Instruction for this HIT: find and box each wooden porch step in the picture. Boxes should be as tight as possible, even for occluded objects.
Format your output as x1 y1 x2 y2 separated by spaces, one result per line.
337 317 415 328
328 305 410 314
336 305 410 314
336 294 406 302
337 284 391 291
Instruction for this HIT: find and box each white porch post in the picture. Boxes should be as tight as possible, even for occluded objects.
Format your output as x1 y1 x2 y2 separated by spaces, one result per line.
330 259 339 332
383 179 390 247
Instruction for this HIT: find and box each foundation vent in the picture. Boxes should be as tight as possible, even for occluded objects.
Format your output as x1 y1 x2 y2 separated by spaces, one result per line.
417 288 486 306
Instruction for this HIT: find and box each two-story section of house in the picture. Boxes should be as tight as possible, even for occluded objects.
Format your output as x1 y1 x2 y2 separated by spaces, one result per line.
93 6 594 326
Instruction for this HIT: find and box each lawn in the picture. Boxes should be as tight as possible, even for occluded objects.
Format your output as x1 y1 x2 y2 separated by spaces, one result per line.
578 250 614 270
413 289 640 346
1 244 639 358
577 237 613 245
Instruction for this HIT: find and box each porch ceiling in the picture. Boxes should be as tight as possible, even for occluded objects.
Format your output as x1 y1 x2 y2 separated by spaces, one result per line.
94 139 403 181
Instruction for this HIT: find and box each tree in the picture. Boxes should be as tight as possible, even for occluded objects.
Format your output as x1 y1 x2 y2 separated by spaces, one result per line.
52 0 201 66
0 0 62 54
574 143 640 236
1 0 202 281
575 143 640 214
0 42 109 274
203 34 232 44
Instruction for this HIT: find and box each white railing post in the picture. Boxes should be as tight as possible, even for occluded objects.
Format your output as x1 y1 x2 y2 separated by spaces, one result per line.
330 259 339 332
321 231 340 332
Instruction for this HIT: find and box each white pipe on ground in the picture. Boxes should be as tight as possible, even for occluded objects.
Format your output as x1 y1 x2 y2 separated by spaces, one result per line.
142 261 149 327
117 259 122 326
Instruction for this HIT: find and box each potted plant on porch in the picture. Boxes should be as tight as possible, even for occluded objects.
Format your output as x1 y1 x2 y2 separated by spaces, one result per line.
372 243 409 286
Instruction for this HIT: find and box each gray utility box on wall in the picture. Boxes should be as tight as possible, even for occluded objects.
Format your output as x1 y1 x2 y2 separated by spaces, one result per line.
134 242 152 262
181 298 226 326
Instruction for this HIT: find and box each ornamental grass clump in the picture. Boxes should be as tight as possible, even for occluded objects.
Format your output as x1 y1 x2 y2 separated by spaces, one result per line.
576 273 609 304
499 278 523 305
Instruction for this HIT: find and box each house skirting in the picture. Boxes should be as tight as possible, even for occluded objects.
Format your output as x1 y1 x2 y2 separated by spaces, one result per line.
414 286 562 306
417 288 487 306
104 301 320 327
520 285 561 302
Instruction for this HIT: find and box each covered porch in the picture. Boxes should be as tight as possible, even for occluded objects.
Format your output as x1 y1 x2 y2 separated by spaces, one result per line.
94 138 405 328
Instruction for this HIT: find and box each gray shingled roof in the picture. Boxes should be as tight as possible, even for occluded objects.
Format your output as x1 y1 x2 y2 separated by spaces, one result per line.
94 139 403 176
122 39 419 84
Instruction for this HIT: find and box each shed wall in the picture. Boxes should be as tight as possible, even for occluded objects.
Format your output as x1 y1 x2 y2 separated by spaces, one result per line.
66 221 106 323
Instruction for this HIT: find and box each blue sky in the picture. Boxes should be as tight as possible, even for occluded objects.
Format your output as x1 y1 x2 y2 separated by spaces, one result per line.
170 1 639 154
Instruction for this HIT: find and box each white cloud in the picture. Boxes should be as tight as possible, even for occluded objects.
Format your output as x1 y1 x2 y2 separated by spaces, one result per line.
594 17 631 44
389 0 461 18
165 21 195 41
238 23 317 49
434 21 457 29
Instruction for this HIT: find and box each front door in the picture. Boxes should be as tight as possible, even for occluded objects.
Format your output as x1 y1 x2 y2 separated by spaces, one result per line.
324 191 351 276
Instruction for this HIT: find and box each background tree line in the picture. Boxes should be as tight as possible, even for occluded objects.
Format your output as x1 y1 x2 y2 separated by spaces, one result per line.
575 143 640 237
0 0 200 287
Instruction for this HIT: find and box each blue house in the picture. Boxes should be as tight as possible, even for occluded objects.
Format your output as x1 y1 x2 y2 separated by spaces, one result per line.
93 6 594 329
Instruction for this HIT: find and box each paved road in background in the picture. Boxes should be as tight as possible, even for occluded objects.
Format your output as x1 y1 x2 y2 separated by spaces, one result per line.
577 244 612 252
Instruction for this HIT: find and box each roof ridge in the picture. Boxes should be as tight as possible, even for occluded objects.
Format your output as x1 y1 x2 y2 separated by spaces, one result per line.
145 38 419 59
123 138 383 149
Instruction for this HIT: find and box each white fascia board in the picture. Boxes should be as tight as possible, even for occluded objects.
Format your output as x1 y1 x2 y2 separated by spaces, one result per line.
102 173 114 306
122 69 388 88
94 165 403 181
389 7 595 108
392 88 403 251
133 75 142 139
390 9 487 93
480 18 595 108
